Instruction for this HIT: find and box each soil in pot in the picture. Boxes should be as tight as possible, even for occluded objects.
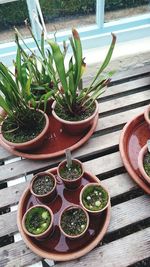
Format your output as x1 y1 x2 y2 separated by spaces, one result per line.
60 161 82 180
143 151 150 177
82 185 109 212
2 110 46 143
60 207 88 236
32 175 55 195
25 206 51 235
55 100 96 121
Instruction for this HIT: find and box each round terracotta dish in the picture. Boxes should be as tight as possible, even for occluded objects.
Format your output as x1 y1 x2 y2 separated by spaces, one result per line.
57 159 84 189
119 111 150 194
17 168 111 261
52 100 99 135
0 110 49 152
30 172 57 202
22 204 54 240
138 144 150 185
80 183 110 215
0 113 98 160
59 205 89 239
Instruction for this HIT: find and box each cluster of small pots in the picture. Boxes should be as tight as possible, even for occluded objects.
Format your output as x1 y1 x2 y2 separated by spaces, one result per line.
22 158 110 240
138 105 150 183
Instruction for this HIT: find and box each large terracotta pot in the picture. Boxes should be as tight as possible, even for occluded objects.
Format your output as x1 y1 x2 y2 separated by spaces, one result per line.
22 204 54 240
30 171 57 202
52 100 99 135
144 105 150 126
1 109 49 151
57 159 84 189
59 205 89 239
138 144 150 184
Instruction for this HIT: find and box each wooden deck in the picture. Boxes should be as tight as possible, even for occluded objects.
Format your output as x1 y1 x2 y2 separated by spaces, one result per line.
0 65 150 267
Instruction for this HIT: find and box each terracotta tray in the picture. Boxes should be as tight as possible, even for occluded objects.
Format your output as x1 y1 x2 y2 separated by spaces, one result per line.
0 114 98 160
17 168 111 261
119 112 150 194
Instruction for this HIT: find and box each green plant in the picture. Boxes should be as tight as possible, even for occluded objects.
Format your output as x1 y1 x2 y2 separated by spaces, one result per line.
14 21 60 108
0 60 45 142
48 29 116 120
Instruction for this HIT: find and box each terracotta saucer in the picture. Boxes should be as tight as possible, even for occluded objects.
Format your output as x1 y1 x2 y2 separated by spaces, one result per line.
119 112 150 194
17 168 111 261
0 114 98 160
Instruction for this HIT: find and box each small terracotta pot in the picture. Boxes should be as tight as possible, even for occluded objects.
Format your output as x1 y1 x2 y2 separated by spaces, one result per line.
22 204 54 240
59 205 89 239
80 183 110 215
57 159 84 189
52 100 99 135
1 109 49 151
144 105 150 127
30 172 57 202
138 144 150 184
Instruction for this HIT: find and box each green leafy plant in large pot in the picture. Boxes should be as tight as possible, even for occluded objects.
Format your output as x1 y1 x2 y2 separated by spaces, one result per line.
14 21 61 114
0 58 49 151
49 29 116 135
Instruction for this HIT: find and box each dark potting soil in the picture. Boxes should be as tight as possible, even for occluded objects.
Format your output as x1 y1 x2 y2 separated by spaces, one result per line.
55 101 96 121
25 207 51 235
82 185 109 211
61 208 87 236
2 110 46 143
60 162 82 180
32 175 54 195
143 152 150 177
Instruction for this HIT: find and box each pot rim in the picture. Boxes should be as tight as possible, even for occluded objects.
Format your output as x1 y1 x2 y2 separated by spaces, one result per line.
138 144 150 183
1 109 49 148
59 204 89 239
80 182 110 214
57 159 84 182
22 204 53 238
144 105 150 125
30 171 57 198
52 100 99 125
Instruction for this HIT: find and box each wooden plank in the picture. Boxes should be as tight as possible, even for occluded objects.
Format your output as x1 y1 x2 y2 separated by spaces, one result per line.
0 147 17 161
55 227 150 267
0 129 121 182
100 89 150 114
0 195 150 266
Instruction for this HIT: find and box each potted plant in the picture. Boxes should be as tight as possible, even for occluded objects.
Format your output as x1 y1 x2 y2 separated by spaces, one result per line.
57 149 84 189
30 171 57 202
14 21 62 114
80 183 110 215
49 29 116 135
0 61 49 151
138 141 150 183
59 205 89 239
22 205 53 240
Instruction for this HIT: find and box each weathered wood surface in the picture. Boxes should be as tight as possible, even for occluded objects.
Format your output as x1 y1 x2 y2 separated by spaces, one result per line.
0 65 150 267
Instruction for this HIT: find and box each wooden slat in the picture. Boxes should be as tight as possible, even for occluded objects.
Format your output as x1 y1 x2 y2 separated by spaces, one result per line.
0 172 136 237
55 227 150 267
0 195 150 266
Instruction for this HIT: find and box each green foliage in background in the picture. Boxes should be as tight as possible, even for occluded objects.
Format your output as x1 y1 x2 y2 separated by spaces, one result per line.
0 0 149 31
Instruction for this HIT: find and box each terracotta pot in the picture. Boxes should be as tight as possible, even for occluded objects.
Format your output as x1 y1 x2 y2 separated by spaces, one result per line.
52 100 99 135
22 204 54 240
138 144 150 184
57 159 84 189
30 172 57 202
59 205 89 239
144 105 150 127
80 183 110 215
1 109 49 151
